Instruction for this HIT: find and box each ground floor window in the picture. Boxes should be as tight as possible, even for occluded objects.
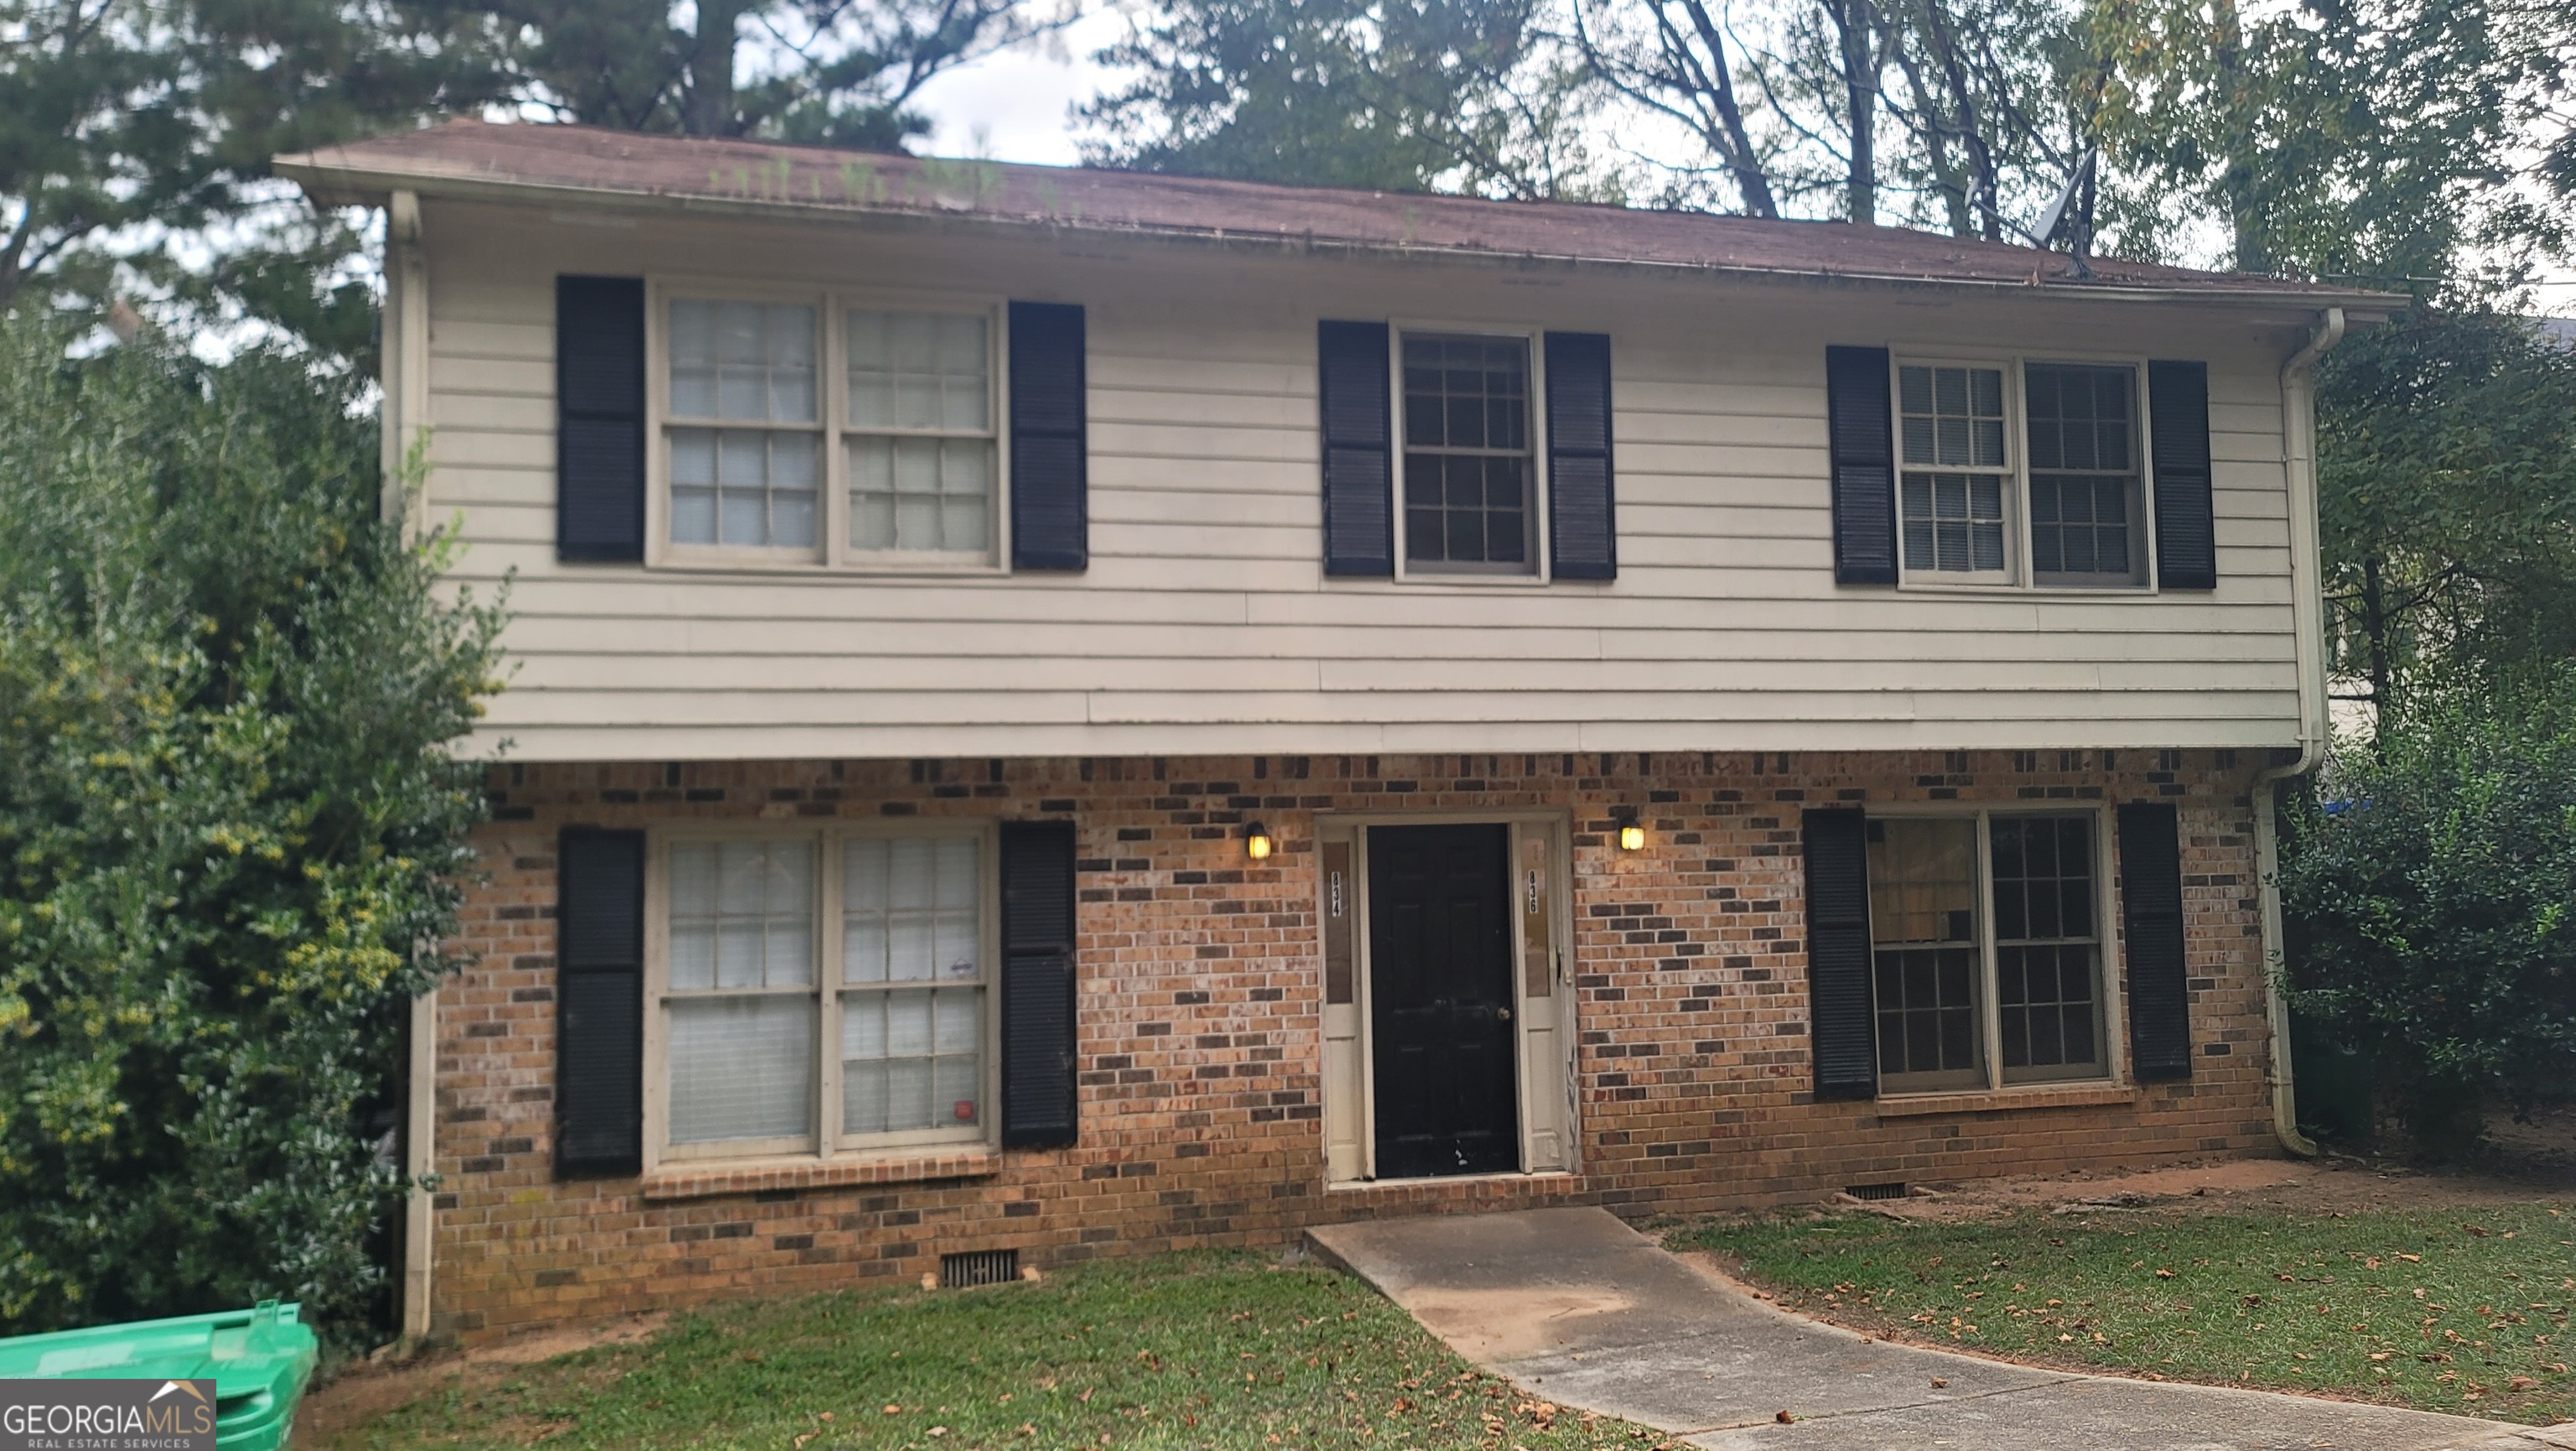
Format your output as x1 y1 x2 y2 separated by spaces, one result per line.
654 827 993 1162
1866 810 2109 1093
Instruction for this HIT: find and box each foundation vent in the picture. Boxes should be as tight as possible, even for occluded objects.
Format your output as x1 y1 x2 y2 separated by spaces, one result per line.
1843 1181 1909 1202
940 1249 1020 1289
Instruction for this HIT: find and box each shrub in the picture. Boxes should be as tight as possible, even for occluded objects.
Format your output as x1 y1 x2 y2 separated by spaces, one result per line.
2279 677 2576 1150
0 318 504 1345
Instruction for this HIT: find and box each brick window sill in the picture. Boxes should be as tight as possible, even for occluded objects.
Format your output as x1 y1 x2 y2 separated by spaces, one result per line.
1872 1082 2139 1118
641 1147 1000 1201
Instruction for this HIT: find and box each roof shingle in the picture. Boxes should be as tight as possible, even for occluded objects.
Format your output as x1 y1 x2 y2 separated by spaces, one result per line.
275 118 2389 304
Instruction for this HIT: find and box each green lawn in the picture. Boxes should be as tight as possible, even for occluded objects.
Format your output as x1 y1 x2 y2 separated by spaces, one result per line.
322 1251 1668 1450
1672 1203 2576 1425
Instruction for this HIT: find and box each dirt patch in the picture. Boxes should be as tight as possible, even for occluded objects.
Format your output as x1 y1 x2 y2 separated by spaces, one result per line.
1835 1105 2576 1225
294 1313 667 1448
1397 1287 1638 1362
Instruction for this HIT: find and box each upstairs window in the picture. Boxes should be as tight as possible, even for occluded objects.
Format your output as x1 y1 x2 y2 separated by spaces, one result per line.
2025 363 2145 586
1888 356 2151 590
1897 362 2009 580
1401 333 1536 575
845 309 997 559
652 288 1006 569
667 300 820 550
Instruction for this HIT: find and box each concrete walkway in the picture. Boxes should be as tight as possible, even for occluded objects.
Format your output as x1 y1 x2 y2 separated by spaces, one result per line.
1306 1206 2576 1451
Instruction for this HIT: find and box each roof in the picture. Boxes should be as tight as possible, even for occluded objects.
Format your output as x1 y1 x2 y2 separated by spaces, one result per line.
275 118 2394 306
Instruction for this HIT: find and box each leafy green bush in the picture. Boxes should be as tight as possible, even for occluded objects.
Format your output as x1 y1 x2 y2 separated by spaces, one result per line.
0 318 504 1344
2279 679 2576 1150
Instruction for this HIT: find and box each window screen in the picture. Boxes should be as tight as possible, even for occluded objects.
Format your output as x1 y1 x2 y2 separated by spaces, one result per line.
846 310 997 555
1898 364 2008 575
1989 814 2106 1082
1402 334 1535 572
840 836 985 1136
2025 364 2143 584
1866 818 1983 1089
667 300 820 549
666 841 818 1145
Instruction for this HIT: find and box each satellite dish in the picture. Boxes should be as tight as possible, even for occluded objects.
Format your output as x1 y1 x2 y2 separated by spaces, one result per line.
2028 148 2096 249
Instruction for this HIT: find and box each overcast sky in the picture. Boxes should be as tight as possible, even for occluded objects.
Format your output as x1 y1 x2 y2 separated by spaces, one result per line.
909 10 1131 166
904 29 2574 312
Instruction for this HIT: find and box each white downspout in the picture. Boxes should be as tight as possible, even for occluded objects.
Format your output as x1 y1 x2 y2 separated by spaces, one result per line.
386 189 442 1344
2254 305 2344 1159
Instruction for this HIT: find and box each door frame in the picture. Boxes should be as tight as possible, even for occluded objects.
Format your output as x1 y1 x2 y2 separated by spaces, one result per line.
1321 809 1576 1185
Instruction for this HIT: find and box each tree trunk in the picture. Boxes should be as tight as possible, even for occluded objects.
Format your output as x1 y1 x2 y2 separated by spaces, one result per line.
1917 0 2000 240
1833 0 1877 224
1672 0 1782 218
688 0 746 136
2210 0 2269 272
1891 45 1973 236
2360 552 2394 748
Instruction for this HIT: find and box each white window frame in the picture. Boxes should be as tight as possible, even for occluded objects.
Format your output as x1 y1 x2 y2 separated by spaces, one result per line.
1862 803 2128 1099
1889 348 2163 596
1389 320 1554 585
644 276 1012 575
640 821 1003 1172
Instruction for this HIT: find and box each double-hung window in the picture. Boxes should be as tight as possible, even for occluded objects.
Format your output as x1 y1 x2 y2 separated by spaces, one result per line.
652 827 994 1163
844 309 997 559
667 300 822 550
1893 357 2150 590
1866 811 2111 1094
2024 364 2144 585
1897 362 2010 580
657 289 1001 568
1400 332 1537 575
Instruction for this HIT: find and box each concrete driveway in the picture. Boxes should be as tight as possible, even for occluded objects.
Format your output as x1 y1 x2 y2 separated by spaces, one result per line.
1306 1206 2576 1451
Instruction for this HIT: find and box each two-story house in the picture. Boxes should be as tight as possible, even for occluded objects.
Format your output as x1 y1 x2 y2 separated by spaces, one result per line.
276 119 2392 1345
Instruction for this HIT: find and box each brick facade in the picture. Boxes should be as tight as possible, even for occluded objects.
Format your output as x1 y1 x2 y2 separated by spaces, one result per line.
428 749 2282 1342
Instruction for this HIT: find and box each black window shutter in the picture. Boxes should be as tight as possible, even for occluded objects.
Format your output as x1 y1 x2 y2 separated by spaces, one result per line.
2118 802 2194 1080
1010 301 1088 571
1801 809 1878 1100
2148 360 2216 590
1825 346 1898 585
1000 820 1080 1147
1545 331 1618 580
555 277 647 562
556 828 645 1177
1317 320 1394 576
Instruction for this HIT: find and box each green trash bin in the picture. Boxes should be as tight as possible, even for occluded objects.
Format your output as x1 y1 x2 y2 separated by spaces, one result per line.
0 1299 319 1450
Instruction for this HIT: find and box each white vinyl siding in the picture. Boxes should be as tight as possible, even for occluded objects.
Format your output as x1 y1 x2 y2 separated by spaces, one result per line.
413 200 2308 760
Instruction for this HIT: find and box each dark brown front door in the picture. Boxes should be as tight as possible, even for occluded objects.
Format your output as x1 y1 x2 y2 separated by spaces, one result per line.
1367 824 1517 1178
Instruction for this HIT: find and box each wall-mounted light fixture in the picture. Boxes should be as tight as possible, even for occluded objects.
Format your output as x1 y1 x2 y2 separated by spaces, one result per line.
1244 822 1275 861
1612 808 1645 852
